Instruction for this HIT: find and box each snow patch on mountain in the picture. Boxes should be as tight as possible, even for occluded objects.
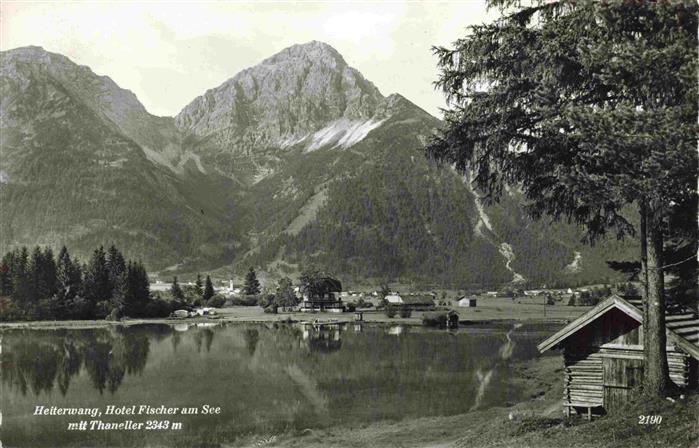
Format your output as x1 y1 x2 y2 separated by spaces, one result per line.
305 118 385 152
252 165 275 184
278 133 309 148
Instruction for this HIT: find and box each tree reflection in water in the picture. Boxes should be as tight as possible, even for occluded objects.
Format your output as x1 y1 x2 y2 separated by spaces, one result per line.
243 329 259 356
1 326 157 396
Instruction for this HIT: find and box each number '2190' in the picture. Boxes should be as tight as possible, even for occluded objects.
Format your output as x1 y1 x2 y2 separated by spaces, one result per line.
638 415 662 425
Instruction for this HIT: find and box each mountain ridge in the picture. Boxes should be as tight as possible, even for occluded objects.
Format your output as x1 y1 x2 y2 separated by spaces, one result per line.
0 42 636 287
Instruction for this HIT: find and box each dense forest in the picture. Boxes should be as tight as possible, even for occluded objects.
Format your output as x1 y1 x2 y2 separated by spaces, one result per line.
0 244 165 321
244 144 636 289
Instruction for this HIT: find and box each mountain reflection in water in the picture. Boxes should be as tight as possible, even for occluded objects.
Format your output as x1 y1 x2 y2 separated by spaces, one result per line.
0 322 547 448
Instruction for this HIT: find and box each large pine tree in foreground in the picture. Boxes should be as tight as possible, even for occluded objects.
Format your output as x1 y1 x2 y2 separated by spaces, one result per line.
427 0 697 397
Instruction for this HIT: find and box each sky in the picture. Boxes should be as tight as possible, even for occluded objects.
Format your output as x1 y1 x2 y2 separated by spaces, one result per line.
0 1 496 118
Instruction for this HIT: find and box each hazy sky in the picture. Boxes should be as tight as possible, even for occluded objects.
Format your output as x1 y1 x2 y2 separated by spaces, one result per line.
1 1 496 118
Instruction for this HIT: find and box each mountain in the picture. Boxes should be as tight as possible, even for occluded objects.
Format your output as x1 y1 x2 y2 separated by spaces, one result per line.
0 46 239 269
0 43 637 288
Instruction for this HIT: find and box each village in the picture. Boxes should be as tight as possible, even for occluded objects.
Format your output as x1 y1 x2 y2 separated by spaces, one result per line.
142 270 699 426
147 272 626 325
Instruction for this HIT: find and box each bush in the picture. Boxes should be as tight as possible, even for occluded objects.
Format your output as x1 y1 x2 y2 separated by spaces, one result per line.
230 295 259 306
144 298 173 318
258 294 276 308
385 306 397 318
0 296 22 321
346 303 357 312
207 295 226 308
94 301 113 319
399 306 412 318
263 305 278 314
422 312 448 327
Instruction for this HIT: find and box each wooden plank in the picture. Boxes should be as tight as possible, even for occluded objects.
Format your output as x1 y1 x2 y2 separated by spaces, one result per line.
666 319 699 327
668 366 689 371
566 356 603 361
567 386 604 392
598 353 644 360
568 395 603 400
673 326 699 335
568 382 604 388
666 314 695 321
568 397 603 403
567 396 603 402
568 390 604 396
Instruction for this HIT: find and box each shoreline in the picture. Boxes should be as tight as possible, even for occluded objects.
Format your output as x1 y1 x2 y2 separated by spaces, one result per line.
0 308 573 330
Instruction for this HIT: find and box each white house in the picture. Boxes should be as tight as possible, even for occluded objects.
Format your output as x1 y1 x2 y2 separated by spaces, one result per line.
384 294 404 305
458 297 477 307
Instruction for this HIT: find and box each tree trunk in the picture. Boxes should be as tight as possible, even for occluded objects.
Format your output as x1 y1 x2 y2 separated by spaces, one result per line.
640 201 648 339
643 205 669 397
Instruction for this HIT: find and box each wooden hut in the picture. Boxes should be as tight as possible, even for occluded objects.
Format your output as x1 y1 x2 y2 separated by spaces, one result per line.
538 294 699 418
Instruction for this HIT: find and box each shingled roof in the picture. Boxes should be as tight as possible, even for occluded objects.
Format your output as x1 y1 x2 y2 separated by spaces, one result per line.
538 294 699 360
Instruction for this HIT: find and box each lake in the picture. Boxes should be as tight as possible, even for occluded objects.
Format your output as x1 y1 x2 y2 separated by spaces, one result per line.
0 322 550 447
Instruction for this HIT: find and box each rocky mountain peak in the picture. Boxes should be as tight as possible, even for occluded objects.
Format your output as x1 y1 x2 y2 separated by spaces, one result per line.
174 41 385 150
261 40 347 68
1 45 185 171
1 46 146 116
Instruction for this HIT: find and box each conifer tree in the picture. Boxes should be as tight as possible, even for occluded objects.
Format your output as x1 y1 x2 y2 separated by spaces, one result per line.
170 276 185 302
124 261 150 317
0 250 15 296
83 246 111 315
427 0 697 396
244 267 261 295
203 275 215 302
56 246 82 318
11 247 31 315
195 274 203 299
39 247 57 300
106 245 127 309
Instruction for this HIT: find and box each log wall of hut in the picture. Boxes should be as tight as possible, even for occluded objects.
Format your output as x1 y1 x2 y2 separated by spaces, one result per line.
562 308 694 414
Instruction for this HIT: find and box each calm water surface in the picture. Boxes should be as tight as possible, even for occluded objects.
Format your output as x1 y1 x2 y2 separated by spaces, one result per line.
0 322 548 447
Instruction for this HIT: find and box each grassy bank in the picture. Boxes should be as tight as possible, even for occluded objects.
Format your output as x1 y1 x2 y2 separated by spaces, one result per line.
0 298 590 329
233 355 697 448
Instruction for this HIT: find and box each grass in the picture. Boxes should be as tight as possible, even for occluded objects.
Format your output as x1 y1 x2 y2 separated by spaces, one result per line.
0 297 589 329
